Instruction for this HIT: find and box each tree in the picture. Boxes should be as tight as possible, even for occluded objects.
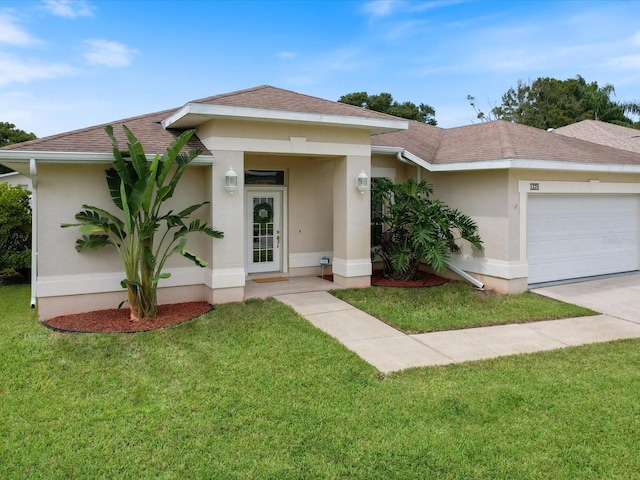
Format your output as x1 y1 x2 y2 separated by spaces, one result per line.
0 183 31 275
0 122 37 174
372 177 483 281
479 76 640 129
338 92 437 125
63 126 224 321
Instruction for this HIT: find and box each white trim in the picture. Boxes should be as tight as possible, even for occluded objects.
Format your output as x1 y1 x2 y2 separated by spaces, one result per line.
162 103 408 134
372 146 640 174
447 255 528 280
289 251 334 269
517 179 640 263
0 171 19 178
0 150 214 165
332 257 372 277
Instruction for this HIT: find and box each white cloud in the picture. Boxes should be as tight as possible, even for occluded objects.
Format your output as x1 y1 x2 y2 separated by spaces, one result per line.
361 0 402 18
0 52 75 87
82 39 138 67
41 0 95 18
0 12 38 46
277 51 296 60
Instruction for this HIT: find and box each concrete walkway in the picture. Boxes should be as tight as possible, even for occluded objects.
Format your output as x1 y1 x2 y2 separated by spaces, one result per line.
275 274 640 372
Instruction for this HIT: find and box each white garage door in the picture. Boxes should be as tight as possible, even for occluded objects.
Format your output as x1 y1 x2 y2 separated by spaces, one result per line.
528 195 639 284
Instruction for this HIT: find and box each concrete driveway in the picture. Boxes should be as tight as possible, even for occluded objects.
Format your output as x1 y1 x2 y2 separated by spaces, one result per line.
532 273 640 324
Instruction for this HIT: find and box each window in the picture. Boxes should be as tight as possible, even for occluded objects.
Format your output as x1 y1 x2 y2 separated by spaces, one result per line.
245 170 285 186
371 177 386 248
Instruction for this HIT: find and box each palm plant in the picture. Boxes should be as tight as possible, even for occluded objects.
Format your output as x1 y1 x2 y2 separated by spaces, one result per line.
372 177 482 281
63 126 223 320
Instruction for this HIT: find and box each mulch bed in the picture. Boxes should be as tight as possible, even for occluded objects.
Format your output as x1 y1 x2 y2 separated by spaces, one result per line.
44 302 212 334
371 270 448 288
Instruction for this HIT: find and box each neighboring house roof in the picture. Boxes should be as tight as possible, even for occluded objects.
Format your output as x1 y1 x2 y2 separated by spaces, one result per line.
553 119 640 154
372 120 640 168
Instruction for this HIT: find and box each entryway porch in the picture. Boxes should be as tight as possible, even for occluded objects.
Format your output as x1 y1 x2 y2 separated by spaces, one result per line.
244 275 346 300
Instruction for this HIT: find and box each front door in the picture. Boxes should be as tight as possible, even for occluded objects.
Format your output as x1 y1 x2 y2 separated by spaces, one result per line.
247 190 282 273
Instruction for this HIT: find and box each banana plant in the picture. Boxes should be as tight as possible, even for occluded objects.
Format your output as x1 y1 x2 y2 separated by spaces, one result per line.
371 177 483 281
62 125 223 321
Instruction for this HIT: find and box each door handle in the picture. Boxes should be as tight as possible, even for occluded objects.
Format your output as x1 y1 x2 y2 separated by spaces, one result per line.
276 230 280 248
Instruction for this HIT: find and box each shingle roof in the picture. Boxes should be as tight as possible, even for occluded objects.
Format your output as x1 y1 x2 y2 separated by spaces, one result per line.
0 107 209 155
373 120 640 166
553 119 640 154
0 86 400 156
3 86 640 169
191 85 402 121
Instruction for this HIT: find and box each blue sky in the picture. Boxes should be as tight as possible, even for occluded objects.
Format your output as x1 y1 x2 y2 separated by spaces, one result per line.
1 0 639 138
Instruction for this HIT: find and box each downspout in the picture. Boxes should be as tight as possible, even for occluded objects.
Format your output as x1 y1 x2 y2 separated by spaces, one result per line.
444 259 484 290
29 159 37 309
397 151 421 181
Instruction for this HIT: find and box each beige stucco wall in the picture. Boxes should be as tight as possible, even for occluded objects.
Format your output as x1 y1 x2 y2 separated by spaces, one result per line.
423 167 640 293
245 154 334 256
38 164 211 277
427 169 510 261
199 118 374 283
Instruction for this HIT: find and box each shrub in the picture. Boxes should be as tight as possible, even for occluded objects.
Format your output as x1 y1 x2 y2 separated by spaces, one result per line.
0 182 31 274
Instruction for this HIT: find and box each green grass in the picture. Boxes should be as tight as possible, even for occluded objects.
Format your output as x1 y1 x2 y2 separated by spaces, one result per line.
2 285 638 479
331 281 596 333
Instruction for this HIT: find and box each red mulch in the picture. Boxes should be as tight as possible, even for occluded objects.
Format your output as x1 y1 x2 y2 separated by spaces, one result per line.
44 302 212 334
371 270 448 288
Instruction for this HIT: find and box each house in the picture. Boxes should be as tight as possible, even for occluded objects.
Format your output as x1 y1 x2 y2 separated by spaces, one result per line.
0 171 32 191
1 85 639 319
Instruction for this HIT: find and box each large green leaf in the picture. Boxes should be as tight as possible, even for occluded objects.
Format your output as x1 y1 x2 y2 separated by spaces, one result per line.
123 125 149 180
156 130 197 188
180 248 208 268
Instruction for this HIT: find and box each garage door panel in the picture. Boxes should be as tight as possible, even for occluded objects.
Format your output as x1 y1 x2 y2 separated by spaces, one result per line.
528 195 639 284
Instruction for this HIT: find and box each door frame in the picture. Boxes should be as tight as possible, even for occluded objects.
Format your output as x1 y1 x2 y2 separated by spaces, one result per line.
245 186 288 274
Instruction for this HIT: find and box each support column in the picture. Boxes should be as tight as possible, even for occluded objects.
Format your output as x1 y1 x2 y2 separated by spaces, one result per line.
332 155 372 288
208 151 245 303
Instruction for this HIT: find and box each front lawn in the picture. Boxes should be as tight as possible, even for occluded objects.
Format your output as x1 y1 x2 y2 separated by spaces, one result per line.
2 285 637 479
331 281 596 333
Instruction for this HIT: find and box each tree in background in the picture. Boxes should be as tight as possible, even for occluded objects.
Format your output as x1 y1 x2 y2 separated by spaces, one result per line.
470 76 640 129
339 92 437 125
63 126 223 321
0 122 37 174
0 183 31 275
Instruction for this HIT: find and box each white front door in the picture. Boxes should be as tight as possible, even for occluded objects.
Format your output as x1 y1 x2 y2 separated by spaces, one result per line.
247 190 282 273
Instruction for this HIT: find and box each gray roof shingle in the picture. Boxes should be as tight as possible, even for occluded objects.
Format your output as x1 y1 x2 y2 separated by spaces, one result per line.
553 119 640 154
1 86 399 156
3 86 640 169
372 120 640 166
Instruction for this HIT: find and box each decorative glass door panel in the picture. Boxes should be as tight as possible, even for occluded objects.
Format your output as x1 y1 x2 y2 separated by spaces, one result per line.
247 191 281 273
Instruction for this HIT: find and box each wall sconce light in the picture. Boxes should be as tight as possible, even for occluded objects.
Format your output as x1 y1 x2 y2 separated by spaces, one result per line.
225 167 238 194
356 170 368 193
